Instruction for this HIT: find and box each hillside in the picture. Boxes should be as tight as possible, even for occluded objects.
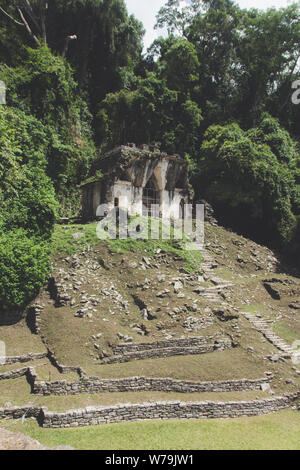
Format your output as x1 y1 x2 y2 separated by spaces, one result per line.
0 220 299 441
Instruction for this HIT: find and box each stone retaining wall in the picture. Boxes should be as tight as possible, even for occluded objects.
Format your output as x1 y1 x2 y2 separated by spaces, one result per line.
29 368 272 396
0 368 28 381
0 396 295 428
113 337 213 354
46 349 85 376
41 396 294 428
4 352 47 365
0 406 41 420
0 365 274 397
104 338 232 365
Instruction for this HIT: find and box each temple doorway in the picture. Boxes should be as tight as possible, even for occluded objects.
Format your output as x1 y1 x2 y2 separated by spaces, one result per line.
142 176 160 217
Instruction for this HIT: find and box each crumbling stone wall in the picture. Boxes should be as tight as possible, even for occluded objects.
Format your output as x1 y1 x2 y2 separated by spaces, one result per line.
0 368 28 381
4 352 47 365
0 406 41 420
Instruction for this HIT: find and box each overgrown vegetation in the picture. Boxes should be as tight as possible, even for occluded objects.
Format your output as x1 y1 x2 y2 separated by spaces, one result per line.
193 114 300 253
0 106 56 312
1 0 300 312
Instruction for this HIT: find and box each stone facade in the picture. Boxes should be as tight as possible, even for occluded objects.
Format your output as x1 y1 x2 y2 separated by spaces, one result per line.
82 143 190 221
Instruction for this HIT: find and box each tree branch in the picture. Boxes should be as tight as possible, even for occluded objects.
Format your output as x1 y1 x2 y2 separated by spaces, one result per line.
17 7 41 47
21 0 41 34
40 0 47 45
0 6 24 26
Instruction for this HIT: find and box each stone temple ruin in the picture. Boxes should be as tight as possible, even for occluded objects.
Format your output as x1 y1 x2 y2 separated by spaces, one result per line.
81 143 191 221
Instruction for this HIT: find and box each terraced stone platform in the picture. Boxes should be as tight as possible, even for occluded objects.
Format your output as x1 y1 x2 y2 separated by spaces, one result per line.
102 336 232 364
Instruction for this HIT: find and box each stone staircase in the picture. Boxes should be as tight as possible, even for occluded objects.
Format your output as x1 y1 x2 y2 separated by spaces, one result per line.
194 285 231 303
197 250 233 303
200 248 296 360
241 312 295 358
200 249 218 272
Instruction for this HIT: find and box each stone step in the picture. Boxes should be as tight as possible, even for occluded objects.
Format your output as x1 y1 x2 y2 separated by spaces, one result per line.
241 312 293 358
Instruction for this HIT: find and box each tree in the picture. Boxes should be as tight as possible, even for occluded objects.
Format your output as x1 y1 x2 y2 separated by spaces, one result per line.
97 71 203 155
0 46 96 195
0 105 57 237
0 0 144 133
45 0 145 119
194 116 299 250
0 105 57 313
0 0 77 52
236 5 300 127
155 1 300 130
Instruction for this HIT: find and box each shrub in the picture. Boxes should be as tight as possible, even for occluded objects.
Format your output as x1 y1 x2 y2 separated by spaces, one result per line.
0 229 50 312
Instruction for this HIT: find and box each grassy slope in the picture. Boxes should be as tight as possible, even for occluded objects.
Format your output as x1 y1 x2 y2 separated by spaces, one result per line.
38 223 299 391
2 410 300 450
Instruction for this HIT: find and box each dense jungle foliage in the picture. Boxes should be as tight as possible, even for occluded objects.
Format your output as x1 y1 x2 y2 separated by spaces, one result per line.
0 0 299 312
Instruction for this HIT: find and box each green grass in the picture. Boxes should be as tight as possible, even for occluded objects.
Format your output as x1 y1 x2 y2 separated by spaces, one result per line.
272 321 300 345
51 223 99 255
107 214 203 271
108 237 202 272
95 348 270 382
2 410 300 450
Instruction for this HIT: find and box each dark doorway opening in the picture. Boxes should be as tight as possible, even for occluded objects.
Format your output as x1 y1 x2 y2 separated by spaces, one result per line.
142 176 160 218
179 199 185 220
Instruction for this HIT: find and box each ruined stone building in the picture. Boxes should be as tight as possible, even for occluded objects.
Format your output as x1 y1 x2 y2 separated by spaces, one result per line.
81 143 191 221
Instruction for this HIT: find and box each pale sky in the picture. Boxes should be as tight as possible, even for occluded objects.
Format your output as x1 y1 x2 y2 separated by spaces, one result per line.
125 0 296 51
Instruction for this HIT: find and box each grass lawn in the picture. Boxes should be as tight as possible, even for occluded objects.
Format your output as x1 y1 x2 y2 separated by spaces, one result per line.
2 410 300 450
51 223 99 255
